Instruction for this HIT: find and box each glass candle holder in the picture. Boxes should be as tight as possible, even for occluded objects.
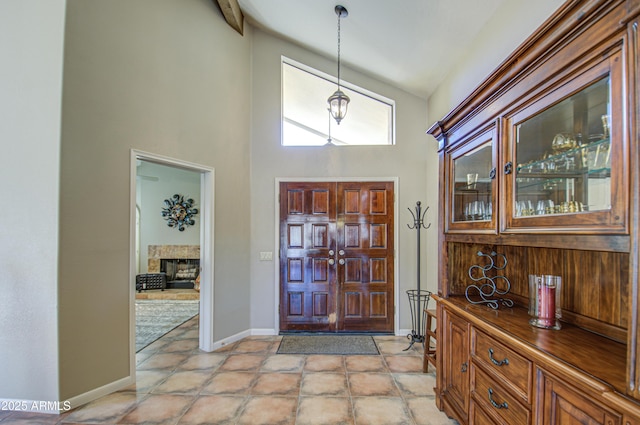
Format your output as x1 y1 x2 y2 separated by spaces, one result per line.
529 274 561 330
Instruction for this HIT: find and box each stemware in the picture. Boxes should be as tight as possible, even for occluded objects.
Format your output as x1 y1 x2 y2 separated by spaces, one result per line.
470 201 485 221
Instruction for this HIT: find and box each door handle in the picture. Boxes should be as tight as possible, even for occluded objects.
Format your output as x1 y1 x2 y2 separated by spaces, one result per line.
328 259 335 265
339 250 345 256
339 259 345 265
504 161 513 175
329 250 335 256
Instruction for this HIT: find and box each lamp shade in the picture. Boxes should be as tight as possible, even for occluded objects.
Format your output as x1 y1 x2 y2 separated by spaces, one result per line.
328 89 350 125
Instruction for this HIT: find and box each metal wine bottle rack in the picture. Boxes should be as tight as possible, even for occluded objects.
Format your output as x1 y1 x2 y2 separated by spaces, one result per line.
465 251 513 309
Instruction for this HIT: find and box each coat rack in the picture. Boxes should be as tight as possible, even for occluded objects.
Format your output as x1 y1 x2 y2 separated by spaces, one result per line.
404 201 432 351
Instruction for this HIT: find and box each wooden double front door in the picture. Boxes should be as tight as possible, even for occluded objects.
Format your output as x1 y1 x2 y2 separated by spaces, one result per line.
279 181 395 333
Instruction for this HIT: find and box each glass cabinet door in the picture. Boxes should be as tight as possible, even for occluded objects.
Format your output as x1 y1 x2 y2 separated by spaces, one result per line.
447 128 497 233
504 54 626 233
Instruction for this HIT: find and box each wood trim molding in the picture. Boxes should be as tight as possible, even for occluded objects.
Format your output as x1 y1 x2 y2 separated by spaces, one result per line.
216 0 244 35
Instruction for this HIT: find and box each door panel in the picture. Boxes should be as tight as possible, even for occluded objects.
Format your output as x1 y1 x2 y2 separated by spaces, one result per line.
337 181 394 332
280 182 337 331
280 181 394 333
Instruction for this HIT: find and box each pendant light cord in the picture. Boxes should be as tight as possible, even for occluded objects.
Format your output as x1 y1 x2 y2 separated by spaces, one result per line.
337 10 342 90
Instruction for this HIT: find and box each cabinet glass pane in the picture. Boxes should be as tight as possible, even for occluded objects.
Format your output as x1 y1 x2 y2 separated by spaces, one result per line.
515 77 611 217
453 142 493 222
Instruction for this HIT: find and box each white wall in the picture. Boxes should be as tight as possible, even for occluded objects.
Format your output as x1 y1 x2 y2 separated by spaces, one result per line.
59 0 251 400
249 28 440 333
137 161 201 274
427 0 564 123
0 0 66 403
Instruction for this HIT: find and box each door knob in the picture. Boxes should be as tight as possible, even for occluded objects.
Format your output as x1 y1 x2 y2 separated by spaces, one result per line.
339 250 345 256
329 250 335 256
339 259 345 265
328 259 335 265
504 162 513 175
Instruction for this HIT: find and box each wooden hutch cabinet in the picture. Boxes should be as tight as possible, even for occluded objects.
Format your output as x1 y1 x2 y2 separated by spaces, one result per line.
427 1 640 424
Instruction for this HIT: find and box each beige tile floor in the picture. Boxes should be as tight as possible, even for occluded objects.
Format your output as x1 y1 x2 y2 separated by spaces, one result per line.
0 317 458 425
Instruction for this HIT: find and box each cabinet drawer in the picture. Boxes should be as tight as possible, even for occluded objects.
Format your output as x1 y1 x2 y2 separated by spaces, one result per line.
472 328 532 402
472 364 531 425
470 400 502 425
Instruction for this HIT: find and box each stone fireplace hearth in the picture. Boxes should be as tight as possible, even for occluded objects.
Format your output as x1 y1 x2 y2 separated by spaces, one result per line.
148 245 200 289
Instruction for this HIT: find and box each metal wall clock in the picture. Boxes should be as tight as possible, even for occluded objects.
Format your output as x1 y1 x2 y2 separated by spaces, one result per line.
161 194 198 231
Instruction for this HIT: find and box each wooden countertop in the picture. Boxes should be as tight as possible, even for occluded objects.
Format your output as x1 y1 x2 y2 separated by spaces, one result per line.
435 295 627 395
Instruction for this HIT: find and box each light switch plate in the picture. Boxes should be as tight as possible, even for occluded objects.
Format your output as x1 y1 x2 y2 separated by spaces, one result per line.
259 251 273 261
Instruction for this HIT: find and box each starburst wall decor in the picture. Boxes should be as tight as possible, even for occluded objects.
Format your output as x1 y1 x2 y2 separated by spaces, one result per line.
161 194 198 231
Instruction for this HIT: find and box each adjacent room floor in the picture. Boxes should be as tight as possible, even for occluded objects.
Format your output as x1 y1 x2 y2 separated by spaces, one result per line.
0 318 458 425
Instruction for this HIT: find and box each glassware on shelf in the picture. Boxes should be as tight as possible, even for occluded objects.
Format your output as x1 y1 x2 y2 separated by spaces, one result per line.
470 201 485 220
466 173 478 189
463 200 492 221
512 76 612 220
517 137 611 175
586 140 611 171
451 137 494 225
602 114 610 138
536 200 554 215
551 133 577 153
516 200 535 217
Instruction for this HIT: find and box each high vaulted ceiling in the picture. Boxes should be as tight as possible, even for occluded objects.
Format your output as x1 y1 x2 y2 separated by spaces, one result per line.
235 0 564 99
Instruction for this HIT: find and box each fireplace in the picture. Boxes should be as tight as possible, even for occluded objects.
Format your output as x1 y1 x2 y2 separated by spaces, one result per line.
160 258 199 289
147 245 200 290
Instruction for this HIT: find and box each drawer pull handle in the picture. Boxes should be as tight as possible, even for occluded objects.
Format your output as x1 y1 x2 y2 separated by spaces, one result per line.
488 348 509 366
488 388 508 409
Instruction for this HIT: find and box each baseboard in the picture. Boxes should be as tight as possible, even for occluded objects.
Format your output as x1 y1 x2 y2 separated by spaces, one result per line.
209 327 407 352
251 328 278 336
0 375 134 415
66 375 134 411
209 329 252 351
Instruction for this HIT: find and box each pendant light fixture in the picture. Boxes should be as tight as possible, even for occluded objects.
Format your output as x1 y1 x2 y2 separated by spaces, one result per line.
327 5 349 125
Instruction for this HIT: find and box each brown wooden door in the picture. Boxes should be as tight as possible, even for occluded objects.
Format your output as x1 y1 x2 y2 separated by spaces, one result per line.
279 181 394 333
336 181 394 332
279 182 338 332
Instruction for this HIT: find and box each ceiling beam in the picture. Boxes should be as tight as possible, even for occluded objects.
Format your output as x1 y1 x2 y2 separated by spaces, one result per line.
215 0 244 35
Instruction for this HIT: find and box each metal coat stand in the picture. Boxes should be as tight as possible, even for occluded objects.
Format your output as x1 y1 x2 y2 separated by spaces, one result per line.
404 201 432 351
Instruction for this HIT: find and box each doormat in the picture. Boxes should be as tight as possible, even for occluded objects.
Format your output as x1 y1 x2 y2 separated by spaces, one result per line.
136 300 199 352
277 335 379 355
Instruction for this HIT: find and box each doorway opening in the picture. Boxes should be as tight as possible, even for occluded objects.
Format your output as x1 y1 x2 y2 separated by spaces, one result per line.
134 160 200 353
129 150 215 374
277 179 397 334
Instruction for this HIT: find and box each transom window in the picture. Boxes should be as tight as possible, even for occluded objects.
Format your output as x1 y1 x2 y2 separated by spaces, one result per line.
282 58 395 146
